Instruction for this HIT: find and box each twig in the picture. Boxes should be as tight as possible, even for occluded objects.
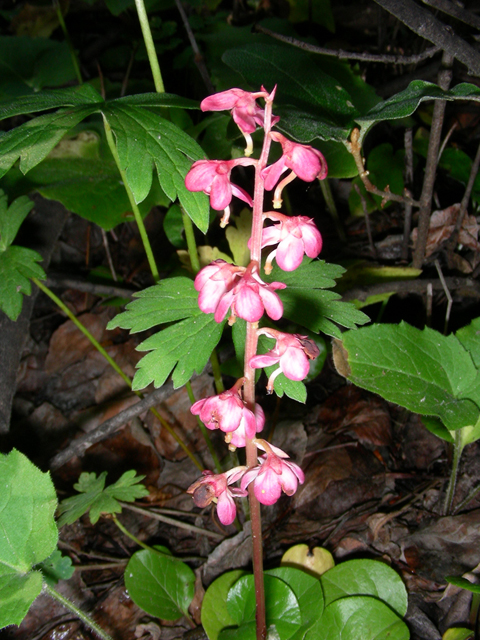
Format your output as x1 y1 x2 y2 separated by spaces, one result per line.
434 259 452 334
348 128 420 207
49 385 175 470
341 276 480 303
372 0 480 75
254 24 441 64
446 138 480 256
426 282 433 327
421 0 480 31
402 129 414 261
101 229 118 282
120 502 224 540
438 121 457 162
413 52 453 269
174 0 215 94
354 184 377 258
45 274 136 299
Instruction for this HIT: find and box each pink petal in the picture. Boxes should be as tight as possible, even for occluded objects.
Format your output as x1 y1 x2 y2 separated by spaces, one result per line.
254 467 282 505
231 184 253 207
280 347 310 381
258 287 283 321
209 175 233 210
300 222 322 257
279 464 300 496
197 279 227 313
249 353 280 369
276 235 305 271
214 290 234 323
216 491 237 525
240 467 259 492
241 408 257 439
260 225 282 248
185 161 216 191
190 399 207 416
201 89 245 111
262 157 287 191
234 286 264 322
254 404 265 432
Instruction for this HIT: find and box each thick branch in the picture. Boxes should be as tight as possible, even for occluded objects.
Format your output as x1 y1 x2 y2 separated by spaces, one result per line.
373 0 480 76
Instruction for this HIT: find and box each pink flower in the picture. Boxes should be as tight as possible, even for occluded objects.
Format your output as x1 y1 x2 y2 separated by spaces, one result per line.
262 132 327 208
201 88 269 134
250 328 320 392
194 260 243 315
187 467 247 525
214 263 286 325
226 404 265 451
185 159 255 223
190 381 257 439
200 87 280 157
241 439 304 506
256 212 322 273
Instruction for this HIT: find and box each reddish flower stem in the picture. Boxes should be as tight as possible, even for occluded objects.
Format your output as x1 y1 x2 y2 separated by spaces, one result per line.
243 92 275 640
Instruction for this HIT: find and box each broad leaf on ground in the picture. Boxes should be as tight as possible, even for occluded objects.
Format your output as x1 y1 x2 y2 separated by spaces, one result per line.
57 470 149 527
125 549 195 620
336 322 480 430
0 450 58 628
202 570 248 640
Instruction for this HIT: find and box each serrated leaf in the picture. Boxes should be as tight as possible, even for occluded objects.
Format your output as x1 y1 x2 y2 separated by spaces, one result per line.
132 313 225 390
0 84 102 121
356 81 480 143
36 550 74 587
109 92 200 110
0 105 100 180
57 470 148 527
0 190 34 251
107 277 199 333
103 103 209 231
125 548 195 620
0 245 45 320
265 259 369 338
339 322 480 430
320 559 408 617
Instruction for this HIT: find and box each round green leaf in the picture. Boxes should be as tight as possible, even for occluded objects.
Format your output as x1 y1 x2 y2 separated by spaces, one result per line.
321 559 407 617
0 571 43 629
443 628 474 640
446 576 480 594
266 567 324 639
202 570 247 640
225 574 301 640
306 595 409 640
125 549 195 620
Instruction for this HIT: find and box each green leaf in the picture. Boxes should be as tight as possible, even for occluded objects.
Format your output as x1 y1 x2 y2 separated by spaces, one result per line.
124 548 195 620
0 190 34 251
356 81 480 143
57 470 148 527
132 313 225 390
202 570 248 640
36 550 74 587
103 103 209 231
266 567 324 640
338 322 480 430
225 209 252 267
107 277 199 333
0 245 45 321
109 92 200 110
0 37 79 100
456 317 480 369
320 559 408 617
305 595 409 640
164 204 186 248
0 450 58 628
0 84 102 121
442 629 474 640
223 574 301 640
266 259 369 338
445 576 480 594
0 105 100 180
420 416 454 443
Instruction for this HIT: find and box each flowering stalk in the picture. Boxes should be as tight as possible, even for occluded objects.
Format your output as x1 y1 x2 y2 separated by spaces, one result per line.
184 86 327 640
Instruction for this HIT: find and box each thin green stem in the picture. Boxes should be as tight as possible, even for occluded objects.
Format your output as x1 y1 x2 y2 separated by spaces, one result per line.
112 514 154 552
53 0 83 85
444 429 464 515
103 117 160 282
134 0 165 93
186 381 222 473
43 582 114 640
209 348 225 394
32 278 203 471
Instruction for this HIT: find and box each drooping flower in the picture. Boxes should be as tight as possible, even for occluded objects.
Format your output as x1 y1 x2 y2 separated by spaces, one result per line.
262 132 327 207
194 260 243 316
249 328 320 392
200 87 279 156
187 467 247 525
191 379 256 438
185 158 255 226
226 403 265 451
240 439 304 506
256 211 322 273
213 262 286 325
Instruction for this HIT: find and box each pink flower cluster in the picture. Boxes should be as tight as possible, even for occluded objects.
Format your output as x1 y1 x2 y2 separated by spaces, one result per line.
184 86 327 525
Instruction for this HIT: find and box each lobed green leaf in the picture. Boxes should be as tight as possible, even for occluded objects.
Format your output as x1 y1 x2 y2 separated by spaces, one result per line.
0 245 45 321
